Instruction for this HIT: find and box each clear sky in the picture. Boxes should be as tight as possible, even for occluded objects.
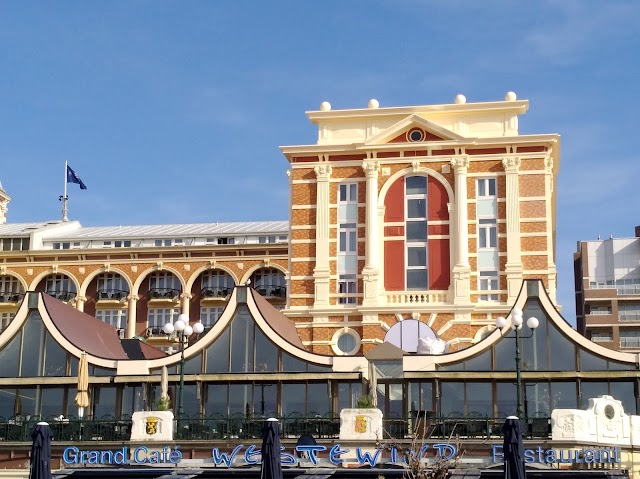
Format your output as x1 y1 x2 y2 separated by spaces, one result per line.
1 1 639 325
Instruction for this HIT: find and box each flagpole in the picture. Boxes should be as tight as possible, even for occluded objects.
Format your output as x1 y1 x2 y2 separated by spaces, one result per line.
62 161 69 222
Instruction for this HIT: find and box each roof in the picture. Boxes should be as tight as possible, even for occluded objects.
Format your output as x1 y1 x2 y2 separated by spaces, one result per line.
46 220 289 239
40 294 166 361
0 222 54 236
250 288 305 349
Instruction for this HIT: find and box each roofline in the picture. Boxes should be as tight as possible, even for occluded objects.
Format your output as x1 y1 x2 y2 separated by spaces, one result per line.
305 100 529 123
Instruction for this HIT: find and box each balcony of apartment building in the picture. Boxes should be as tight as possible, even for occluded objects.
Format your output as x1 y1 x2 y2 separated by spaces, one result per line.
587 279 640 298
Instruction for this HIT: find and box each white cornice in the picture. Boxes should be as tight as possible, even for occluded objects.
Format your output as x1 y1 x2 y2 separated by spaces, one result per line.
305 100 529 123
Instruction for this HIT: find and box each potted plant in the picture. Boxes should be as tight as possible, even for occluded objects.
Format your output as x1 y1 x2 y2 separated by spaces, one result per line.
155 396 171 411
356 394 376 409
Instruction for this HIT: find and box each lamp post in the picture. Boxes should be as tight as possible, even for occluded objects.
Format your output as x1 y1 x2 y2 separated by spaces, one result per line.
495 307 539 419
163 314 204 421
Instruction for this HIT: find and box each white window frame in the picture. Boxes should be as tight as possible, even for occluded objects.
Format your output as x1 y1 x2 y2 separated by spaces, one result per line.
331 328 361 355
200 306 224 327
337 274 357 304
0 312 15 331
45 274 75 294
147 308 179 331
405 176 428 290
339 183 358 203
478 219 498 249
478 270 499 301
149 272 181 291
95 309 128 329
201 270 234 290
477 178 497 198
0 275 19 294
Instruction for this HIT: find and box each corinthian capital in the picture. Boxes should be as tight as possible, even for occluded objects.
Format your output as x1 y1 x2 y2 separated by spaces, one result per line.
362 160 380 178
313 164 332 181
502 157 521 173
450 157 470 173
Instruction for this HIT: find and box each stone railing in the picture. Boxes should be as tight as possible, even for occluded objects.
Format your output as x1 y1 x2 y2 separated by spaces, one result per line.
385 290 449 305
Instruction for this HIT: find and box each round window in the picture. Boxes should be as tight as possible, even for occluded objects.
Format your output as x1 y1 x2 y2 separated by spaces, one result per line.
605 404 615 420
407 128 425 142
333 329 360 355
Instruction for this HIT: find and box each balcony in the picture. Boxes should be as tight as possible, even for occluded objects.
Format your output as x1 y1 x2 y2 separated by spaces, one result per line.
0 292 24 304
385 290 449 305
96 289 129 302
619 312 640 322
254 285 286 299
619 337 640 348
148 288 181 301
200 287 232 301
46 290 76 302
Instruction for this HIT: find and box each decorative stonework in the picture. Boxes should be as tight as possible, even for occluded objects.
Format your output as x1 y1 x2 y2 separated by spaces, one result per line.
339 408 383 441
450 157 470 173
411 160 421 173
131 411 174 441
361 160 380 178
313 164 332 181
502 157 521 172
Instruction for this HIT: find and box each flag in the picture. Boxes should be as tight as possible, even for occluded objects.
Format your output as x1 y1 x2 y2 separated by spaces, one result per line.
67 165 87 190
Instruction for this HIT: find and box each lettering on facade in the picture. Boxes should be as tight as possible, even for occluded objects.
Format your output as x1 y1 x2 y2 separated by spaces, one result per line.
492 445 621 464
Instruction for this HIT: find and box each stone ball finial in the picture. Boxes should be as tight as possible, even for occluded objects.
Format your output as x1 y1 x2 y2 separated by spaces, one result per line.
368 99 379 109
454 94 466 104
505 91 517 101
320 101 332 111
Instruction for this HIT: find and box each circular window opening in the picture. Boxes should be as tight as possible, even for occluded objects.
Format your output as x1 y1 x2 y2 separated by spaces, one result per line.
333 329 360 355
408 128 425 142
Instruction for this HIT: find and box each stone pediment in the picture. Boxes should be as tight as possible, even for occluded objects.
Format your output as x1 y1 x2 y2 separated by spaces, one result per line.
363 114 467 146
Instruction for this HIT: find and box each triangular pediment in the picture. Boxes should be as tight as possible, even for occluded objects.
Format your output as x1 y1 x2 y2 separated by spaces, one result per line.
364 114 466 146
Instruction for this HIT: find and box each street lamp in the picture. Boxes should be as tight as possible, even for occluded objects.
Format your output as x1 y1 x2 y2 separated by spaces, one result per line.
163 314 204 420
495 307 539 419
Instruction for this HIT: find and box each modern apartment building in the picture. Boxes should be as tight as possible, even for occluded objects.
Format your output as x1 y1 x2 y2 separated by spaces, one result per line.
574 227 640 351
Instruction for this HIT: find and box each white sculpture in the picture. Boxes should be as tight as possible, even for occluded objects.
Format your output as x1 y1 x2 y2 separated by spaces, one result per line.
417 337 447 355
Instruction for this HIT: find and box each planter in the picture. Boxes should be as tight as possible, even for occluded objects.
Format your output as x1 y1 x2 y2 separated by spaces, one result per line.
339 408 383 440
130 410 174 441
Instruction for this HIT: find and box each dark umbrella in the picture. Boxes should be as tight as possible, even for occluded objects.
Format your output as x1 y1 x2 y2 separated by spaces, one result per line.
502 416 527 479
29 422 53 479
261 418 283 479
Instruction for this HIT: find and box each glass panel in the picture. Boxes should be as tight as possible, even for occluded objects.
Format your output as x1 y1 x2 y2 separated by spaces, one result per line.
440 382 464 416
0 330 21 377
229 384 251 416
338 382 359 411
421 382 433 412
406 222 427 241
40 387 65 419
581 382 608 408
525 382 550 417
205 383 228 416
282 352 307 373
494 335 516 371
579 350 608 371
181 384 200 417
69 354 78 377
387 383 404 417
21 312 45 377
463 349 493 371
43 332 68 376
281 383 306 415
496 382 517 417
205 328 230 373
92 386 117 418
15 387 37 417
406 176 427 195
253 383 277 417
610 382 635 415
308 383 331 415
407 247 426 267
0 388 17 418
548 324 575 371
230 307 254 373
407 270 428 290
550 382 577 410
121 384 146 416
467 383 492 416
254 328 278 373
307 361 331 373
183 354 202 374
407 199 426 218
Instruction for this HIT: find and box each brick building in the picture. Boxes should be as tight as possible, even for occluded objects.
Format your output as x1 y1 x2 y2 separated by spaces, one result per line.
281 94 559 354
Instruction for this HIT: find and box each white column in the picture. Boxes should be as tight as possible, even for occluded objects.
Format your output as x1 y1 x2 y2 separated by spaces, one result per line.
451 158 471 304
180 292 192 318
362 160 380 306
126 294 139 339
74 295 86 313
545 153 557 303
313 164 332 307
503 157 524 302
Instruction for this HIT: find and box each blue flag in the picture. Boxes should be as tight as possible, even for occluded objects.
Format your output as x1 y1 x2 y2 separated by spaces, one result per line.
67 165 87 190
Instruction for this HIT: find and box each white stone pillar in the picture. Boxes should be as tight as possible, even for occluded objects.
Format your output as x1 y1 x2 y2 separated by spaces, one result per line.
313 164 332 307
126 294 139 339
451 158 471 304
74 295 86 313
180 292 192 318
503 157 524 302
545 153 557 303
362 161 380 306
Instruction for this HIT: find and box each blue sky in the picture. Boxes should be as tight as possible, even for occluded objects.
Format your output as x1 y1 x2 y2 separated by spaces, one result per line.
1 1 639 325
